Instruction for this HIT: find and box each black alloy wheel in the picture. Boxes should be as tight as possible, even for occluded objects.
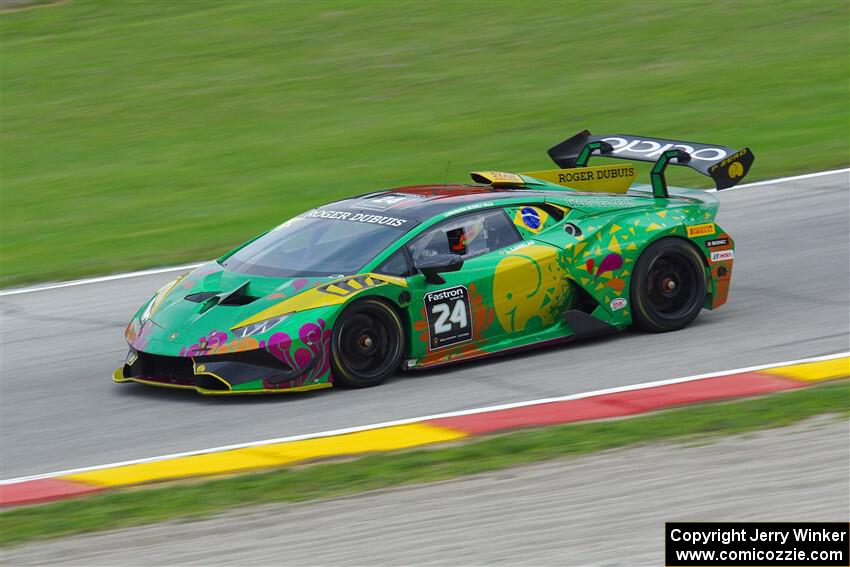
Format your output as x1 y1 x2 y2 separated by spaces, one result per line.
331 298 404 388
630 238 707 332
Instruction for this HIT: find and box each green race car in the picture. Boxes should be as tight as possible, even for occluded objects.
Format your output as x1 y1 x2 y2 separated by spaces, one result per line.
115 130 753 394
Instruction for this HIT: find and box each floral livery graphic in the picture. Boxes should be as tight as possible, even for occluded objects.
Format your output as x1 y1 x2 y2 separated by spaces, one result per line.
174 319 332 390
264 319 332 389
179 330 230 357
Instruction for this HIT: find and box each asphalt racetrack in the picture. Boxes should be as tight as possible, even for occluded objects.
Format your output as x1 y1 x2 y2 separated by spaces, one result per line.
1 171 848 480
5 419 848 565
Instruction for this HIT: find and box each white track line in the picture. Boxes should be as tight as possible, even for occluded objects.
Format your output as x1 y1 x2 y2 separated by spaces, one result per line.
0 263 203 297
729 167 849 190
1 168 847 298
2 351 846 486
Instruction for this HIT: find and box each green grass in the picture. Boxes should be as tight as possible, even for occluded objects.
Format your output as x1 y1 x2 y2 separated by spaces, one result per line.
0 0 60 12
1 381 847 547
1 1 848 286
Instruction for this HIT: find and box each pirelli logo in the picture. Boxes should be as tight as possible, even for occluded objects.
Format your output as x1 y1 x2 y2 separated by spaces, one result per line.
687 223 716 238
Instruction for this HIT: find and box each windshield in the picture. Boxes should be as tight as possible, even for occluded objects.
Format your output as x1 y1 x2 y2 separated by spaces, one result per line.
221 210 415 278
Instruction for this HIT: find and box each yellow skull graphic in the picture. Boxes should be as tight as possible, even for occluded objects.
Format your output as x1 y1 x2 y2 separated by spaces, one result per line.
728 161 744 179
492 245 574 333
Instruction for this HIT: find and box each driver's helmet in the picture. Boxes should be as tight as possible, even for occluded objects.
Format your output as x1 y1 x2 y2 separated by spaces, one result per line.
458 217 486 255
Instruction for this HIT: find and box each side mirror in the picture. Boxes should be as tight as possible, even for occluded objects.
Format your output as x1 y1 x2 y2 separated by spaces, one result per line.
415 254 464 285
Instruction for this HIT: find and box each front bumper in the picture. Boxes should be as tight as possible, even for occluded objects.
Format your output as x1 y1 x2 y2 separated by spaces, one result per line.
113 349 331 395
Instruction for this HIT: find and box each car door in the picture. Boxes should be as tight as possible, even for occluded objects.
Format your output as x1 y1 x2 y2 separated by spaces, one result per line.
403 208 523 363
490 202 575 337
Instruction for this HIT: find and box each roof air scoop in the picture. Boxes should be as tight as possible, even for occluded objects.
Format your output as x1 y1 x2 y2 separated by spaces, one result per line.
470 171 527 187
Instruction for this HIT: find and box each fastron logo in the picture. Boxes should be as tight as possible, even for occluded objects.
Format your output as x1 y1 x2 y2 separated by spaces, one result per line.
426 287 465 303
602 137 728 161
710 250 734 263
610 298 627 311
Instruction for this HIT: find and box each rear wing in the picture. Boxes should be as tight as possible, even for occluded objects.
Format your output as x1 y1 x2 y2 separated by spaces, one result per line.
547 130 754 197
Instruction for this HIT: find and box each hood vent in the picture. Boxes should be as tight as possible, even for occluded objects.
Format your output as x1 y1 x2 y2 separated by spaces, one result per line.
185 292 219 303
185 282 260 311
219 282 259 306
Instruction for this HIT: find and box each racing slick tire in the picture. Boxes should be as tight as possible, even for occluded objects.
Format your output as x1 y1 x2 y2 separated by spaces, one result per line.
331 298 405 388
630 237 707 333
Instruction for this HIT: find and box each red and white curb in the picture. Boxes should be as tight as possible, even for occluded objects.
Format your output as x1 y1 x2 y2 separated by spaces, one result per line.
2 352 847 507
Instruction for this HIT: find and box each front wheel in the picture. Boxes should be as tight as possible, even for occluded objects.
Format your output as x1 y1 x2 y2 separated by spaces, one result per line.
331 298 405 388
630 238 707 333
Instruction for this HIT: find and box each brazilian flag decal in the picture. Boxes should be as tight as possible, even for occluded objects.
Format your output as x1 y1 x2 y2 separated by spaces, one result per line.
511 206 550 236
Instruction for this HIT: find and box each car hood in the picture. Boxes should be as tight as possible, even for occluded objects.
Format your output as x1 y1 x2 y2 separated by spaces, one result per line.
128 262 337 355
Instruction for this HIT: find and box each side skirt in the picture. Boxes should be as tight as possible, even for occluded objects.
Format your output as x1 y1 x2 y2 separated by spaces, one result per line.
409 335 575 371
408 310 622 372
562 309 619 340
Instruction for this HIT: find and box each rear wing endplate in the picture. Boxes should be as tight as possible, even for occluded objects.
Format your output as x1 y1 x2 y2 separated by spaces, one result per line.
547 130 755 197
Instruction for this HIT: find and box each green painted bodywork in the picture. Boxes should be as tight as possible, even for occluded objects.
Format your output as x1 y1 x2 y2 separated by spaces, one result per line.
120 176 735 394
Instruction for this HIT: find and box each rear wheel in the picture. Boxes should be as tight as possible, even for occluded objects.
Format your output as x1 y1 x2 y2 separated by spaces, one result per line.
630 238 707 332
331 298 404 388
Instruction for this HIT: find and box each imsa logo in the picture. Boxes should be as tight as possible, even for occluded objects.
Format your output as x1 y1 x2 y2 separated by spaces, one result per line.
710 250 734 263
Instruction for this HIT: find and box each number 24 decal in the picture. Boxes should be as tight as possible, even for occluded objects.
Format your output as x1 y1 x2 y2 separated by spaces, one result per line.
423 285 473 350
431 300 468 334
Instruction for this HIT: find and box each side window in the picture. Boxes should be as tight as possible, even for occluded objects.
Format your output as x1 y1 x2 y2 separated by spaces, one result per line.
506 204 566 238
409 209 521 263
374 249 414 277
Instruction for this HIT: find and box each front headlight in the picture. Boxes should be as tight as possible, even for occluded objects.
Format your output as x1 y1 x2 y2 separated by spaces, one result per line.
140 297 157 323
139 276 184 323
232 314 290 338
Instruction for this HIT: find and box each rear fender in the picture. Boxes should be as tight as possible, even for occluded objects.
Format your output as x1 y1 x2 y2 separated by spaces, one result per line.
539 202 720 327
687 224 735 309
